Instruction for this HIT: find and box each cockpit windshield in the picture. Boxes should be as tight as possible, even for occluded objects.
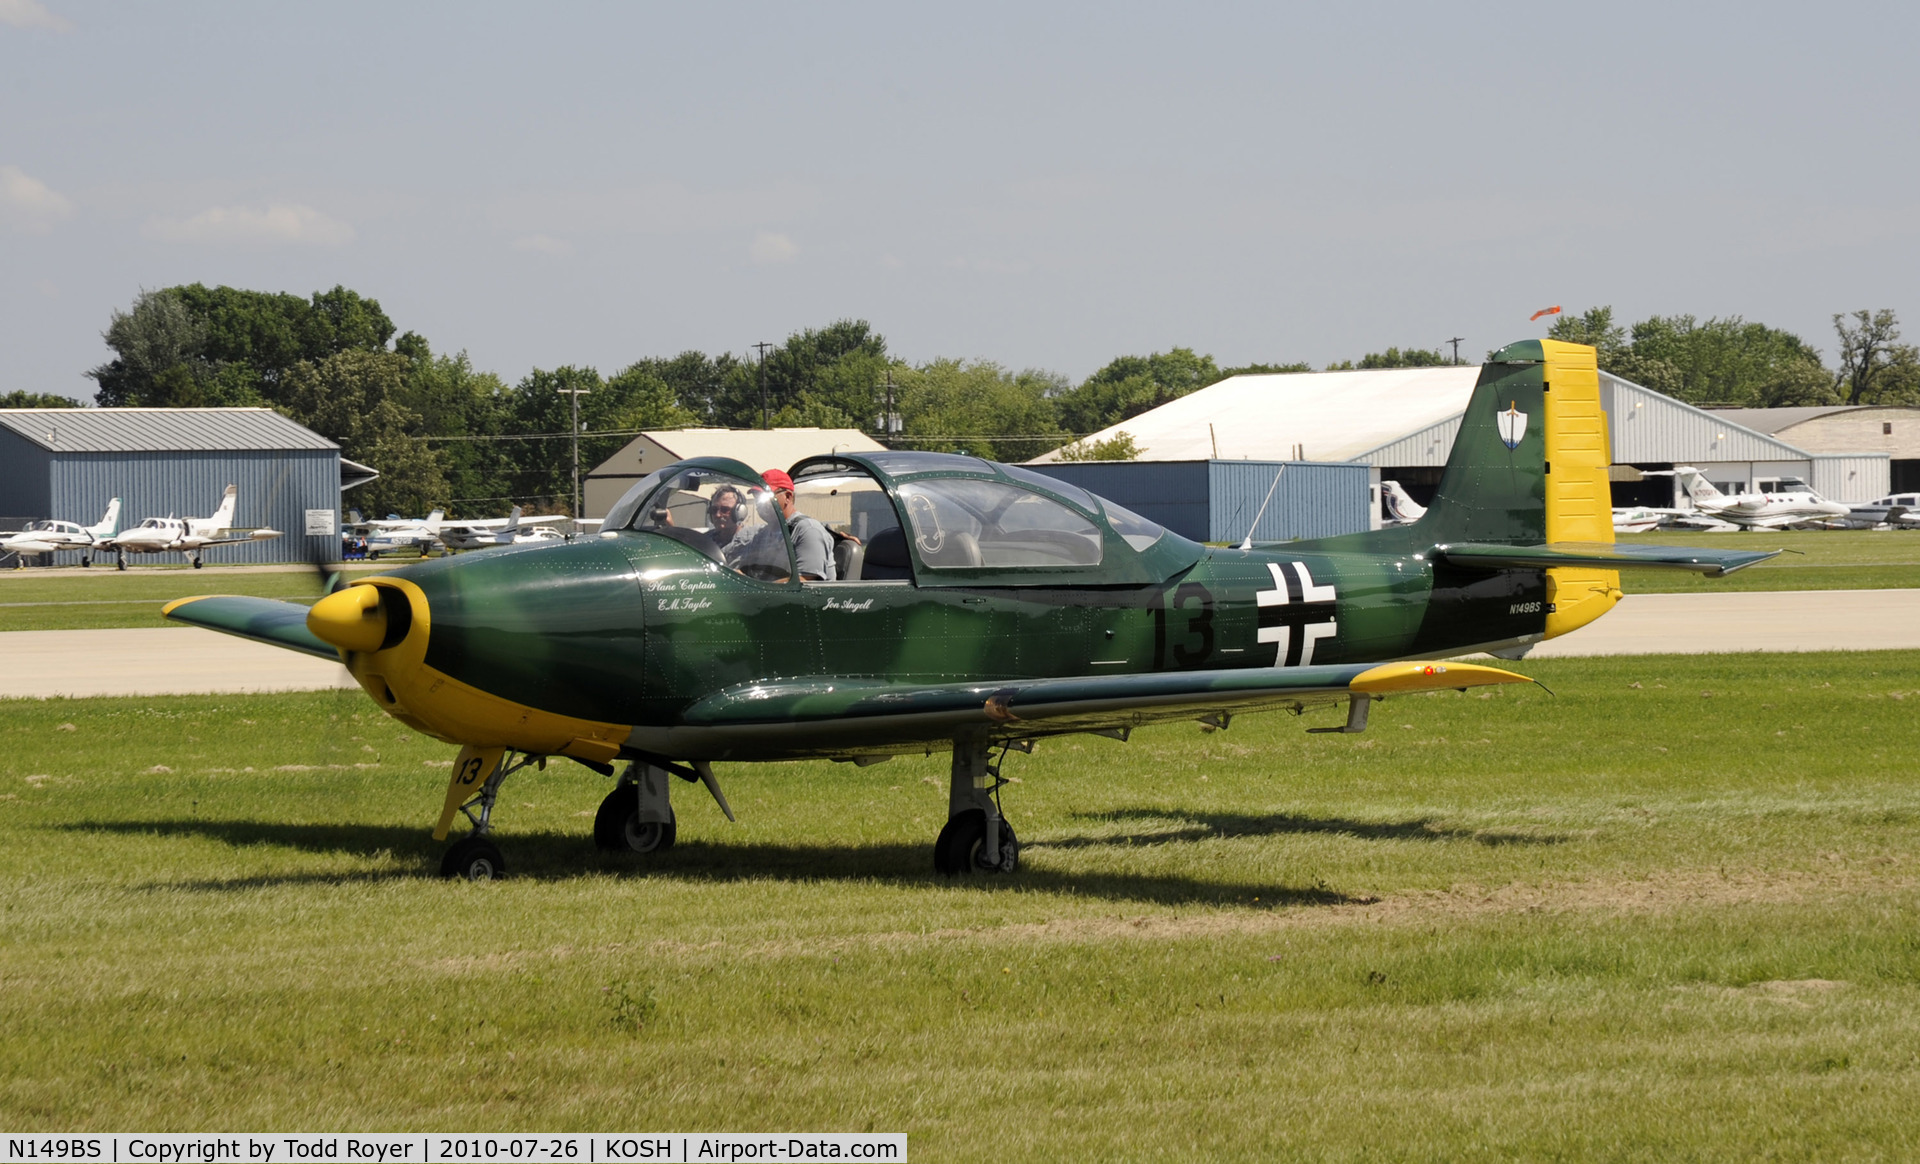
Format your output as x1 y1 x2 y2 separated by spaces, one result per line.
620 465 793 580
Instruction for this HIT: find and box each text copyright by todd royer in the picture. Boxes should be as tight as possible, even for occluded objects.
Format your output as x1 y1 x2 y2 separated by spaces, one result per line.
1 1137 904 1164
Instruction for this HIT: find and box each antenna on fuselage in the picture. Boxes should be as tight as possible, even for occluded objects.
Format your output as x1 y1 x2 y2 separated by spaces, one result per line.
1238 465 1285 551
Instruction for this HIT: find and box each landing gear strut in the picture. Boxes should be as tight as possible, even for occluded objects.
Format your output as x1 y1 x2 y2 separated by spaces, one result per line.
436 749 542 880
934 732 1020 876
594 763 677 853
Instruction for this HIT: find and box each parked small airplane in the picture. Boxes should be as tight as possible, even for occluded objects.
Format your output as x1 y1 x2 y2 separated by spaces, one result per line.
436 508 568 551
166 340 1779 881
1842 493 1920 530
1 498 120 566
366 510 446 559
1610 507 1665 533
1379 480 1427 525
102 485 282 569
1642 468 1852 530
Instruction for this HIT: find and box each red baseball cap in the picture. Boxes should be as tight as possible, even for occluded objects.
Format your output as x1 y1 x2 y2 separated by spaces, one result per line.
761 469 795 492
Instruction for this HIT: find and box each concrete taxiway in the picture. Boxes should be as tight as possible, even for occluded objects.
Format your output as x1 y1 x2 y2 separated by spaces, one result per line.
0 590 1916 699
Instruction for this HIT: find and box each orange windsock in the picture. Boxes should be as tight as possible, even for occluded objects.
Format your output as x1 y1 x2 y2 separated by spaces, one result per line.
1530 305 1562 321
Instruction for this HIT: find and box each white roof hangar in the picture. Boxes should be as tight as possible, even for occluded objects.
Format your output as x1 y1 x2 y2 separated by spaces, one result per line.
1030 366 1890 504
584 427 889 518
1030 366 1482 465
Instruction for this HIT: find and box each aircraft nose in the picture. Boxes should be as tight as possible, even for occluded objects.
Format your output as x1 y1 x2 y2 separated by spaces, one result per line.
307 584 388 653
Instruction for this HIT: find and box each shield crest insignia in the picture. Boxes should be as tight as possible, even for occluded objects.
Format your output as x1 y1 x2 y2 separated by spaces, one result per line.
1496 401 1528 450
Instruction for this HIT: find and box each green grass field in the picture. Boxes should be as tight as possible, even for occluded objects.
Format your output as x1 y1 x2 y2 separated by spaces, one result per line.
1618 528 1920 592
2 530 1914 631
3 651 1918 1157
0 567 381 631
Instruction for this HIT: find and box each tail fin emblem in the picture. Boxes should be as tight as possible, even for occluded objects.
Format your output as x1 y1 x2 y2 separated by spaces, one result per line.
1497 401 1528 450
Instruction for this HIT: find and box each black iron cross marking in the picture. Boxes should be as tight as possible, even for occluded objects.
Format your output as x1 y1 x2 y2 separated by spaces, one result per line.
1256 561 1337 667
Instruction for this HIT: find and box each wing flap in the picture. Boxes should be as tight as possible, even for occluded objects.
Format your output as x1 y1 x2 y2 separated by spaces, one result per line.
683 660 1534 733
1437 540 1781 576
161 595 338 659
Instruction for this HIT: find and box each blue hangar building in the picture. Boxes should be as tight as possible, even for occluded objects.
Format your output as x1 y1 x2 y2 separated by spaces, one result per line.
0 407 376 566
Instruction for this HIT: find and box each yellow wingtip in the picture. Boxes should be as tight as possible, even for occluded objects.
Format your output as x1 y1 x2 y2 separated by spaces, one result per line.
1349 660 1535 695
160 595 216 618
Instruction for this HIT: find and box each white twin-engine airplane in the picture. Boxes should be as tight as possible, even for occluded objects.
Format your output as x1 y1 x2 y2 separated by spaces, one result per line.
1 498 121 566
101 484 282 569
365 509 446 559
1651 467 1851 530
437 506 568 551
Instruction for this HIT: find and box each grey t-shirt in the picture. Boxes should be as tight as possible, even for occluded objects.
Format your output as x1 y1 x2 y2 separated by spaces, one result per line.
734 512 835 580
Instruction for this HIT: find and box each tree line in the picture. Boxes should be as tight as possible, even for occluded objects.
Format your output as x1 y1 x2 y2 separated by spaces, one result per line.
20 284 1916 517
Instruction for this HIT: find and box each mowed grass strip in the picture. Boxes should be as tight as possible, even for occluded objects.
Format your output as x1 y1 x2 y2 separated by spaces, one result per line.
2 651 1918 1157
1618 527 1920 592
0 565 382 631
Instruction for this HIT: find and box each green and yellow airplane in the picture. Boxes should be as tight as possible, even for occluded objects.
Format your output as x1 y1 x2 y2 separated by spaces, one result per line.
164 340 1776 879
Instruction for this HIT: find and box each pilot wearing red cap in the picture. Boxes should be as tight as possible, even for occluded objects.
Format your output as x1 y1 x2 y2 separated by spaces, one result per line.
747 468 835 581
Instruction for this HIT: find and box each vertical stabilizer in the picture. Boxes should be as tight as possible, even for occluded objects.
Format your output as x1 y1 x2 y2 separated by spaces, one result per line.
1674 467 1723 506
426 509 445 531
89 498 121 538
207 484 238 532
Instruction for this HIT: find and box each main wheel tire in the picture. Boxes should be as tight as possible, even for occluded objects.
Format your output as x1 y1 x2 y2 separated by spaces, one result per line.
440 836 506 880
191 559 204 569
933 808 1019 876
593 784 676 853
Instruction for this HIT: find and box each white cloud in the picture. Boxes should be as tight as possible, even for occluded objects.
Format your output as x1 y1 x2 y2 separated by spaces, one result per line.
143 203 355 247
0 0 73 31
512 233 574 256
0 165 75 233
749 231 799 264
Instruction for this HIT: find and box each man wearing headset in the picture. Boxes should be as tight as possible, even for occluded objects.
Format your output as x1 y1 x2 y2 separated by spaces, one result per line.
739 469 835 581
702 485 752 564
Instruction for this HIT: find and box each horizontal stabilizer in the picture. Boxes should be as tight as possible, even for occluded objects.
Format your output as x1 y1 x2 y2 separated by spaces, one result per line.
1436 541 1781 577
161 594 338 659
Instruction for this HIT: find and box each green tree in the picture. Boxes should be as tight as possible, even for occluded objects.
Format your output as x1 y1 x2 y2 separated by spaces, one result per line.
88 289 215 406
708 321 889 431
1055 347 1224 435
280 350 449 518
1220 361 1312 376
88 283 397 407
1547 306 1628 358
2 390 83 408
1628 314 1831 406
396 337 515 518
500 365 696 513
1834 309 1920 405
1356 347 1450 370
1056 431 1142 461
893 359 1065 462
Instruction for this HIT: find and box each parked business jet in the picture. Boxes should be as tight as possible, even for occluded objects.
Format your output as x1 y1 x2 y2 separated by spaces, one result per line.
101 485 282 568
1379 480 1427 525
1641 467 1851 530
1 498 121 566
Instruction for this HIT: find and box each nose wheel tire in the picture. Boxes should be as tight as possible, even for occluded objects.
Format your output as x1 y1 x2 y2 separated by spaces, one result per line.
934 808 1019 876
593 784 677 853
440 836 506 880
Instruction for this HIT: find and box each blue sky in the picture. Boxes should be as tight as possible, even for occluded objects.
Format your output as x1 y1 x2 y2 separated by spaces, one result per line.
3 1 1915 399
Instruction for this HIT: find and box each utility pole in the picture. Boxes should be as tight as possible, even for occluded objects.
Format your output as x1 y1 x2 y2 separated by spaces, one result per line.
752 341 774 429
1446 336 1465 365
557 383 591 518
877 367 900 444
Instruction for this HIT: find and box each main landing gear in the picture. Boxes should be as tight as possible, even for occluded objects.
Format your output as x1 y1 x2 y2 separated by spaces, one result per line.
594 763 677 853
935 732 1021 876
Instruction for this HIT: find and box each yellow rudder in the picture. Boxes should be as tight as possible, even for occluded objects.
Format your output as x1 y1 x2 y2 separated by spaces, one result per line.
1539 340 1623 639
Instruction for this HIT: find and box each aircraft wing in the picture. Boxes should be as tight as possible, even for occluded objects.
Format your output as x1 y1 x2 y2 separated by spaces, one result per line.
680 660 1534 740
185 529 285 547
1436 541 1781 576
161 595 338 659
